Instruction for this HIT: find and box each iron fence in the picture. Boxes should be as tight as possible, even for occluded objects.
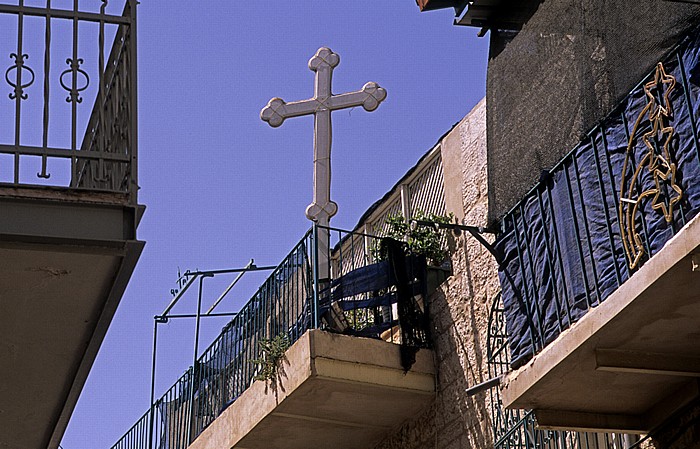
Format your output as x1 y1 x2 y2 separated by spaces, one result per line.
487 293 630 449
0 0 137 201
110 224 434 449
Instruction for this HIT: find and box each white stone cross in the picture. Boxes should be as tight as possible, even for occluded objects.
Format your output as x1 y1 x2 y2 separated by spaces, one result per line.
261 47 387 280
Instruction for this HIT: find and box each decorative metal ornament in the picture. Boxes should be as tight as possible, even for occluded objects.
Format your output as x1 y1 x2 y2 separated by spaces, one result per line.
5 53 34 100
619 62 683 270
60 57 90 103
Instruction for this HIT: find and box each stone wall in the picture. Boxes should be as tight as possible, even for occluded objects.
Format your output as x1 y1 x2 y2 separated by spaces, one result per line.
373 99 501 449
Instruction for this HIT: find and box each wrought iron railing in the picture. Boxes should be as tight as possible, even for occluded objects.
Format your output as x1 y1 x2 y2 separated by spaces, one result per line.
0 0 137 202
495 29 700 368
487 293 630 449
110 225 433 449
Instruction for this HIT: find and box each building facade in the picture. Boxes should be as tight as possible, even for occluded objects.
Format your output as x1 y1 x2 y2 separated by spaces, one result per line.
416 1 700 448
108 2 700 449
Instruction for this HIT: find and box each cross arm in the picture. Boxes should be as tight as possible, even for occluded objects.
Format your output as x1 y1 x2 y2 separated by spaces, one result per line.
328 82 387 112
261 97 322 128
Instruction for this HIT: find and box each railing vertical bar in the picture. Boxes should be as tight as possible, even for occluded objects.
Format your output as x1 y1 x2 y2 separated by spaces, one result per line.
40 0 51 180
510 212 542 352
590 131 623 288
312 224 320 328
281 255 287 339
563 159 593 310
128 0 138 202
535 190 564 333
544 180 574 325
518 202 549 345
97 0 107 185
69 0 78 186
242 301 249 398
572 153 601 305
293 245 298 340
13 0 25 185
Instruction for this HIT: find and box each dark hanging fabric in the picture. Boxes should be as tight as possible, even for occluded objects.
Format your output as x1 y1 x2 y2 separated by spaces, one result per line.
382 237 430 373
495 27 700 369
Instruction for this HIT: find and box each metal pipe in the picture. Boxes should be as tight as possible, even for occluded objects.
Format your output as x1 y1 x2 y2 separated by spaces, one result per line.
186 265 275 277
410 219 501 262
156 312 238 321
206 259 254 314
410 219 496 235
192 275 209 366
465 376 500 397
188 275 208 445
148 317 158 449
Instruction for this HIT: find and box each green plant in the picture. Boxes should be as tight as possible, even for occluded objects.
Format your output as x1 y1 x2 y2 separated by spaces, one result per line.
250 334 290 382
373 211 453 265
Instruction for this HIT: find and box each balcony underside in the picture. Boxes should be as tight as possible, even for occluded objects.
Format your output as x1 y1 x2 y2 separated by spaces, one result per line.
501 213 700 433
0 189 143 449
189 330 436 449
455 0 541 30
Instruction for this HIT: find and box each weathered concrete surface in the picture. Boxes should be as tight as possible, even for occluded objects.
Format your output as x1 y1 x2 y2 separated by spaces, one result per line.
0 193 143 449
188 329 435 449
373 99 501 449
501 212 700 433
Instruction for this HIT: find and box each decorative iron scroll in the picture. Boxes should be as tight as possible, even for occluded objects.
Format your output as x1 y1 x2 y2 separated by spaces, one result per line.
5 53 34 100
619 62 683 270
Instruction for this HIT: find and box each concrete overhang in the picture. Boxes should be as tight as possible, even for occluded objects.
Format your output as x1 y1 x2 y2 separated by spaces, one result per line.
501 213 700 433
454 0 541 30
189 329 436 449
0 188 144 449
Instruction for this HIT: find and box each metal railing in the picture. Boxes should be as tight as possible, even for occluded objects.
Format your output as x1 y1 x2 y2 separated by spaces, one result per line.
0 0 138 202
110 224 433 449
496 33 700 365
487 293 630 449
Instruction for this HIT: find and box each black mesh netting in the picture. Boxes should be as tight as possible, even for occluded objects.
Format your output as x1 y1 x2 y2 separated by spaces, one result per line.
487 0 700 223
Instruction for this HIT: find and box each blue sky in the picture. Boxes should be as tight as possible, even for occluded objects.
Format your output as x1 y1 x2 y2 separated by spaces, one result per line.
60 2 487 447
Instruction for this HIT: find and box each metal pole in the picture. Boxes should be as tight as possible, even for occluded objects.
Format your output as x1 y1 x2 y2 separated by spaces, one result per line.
148 317 158 449
206 259 254 315
464 376 500 397
193 275 207 366
312 224 320 328
188 274 208 444
155 312 238 320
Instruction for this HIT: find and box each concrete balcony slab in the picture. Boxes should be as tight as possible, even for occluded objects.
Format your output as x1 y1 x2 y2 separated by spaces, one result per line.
189 329 436 449
0 191 143 449
501 213 700 433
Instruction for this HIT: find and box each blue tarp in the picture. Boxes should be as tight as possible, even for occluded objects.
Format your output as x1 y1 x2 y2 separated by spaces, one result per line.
496 28 700 369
